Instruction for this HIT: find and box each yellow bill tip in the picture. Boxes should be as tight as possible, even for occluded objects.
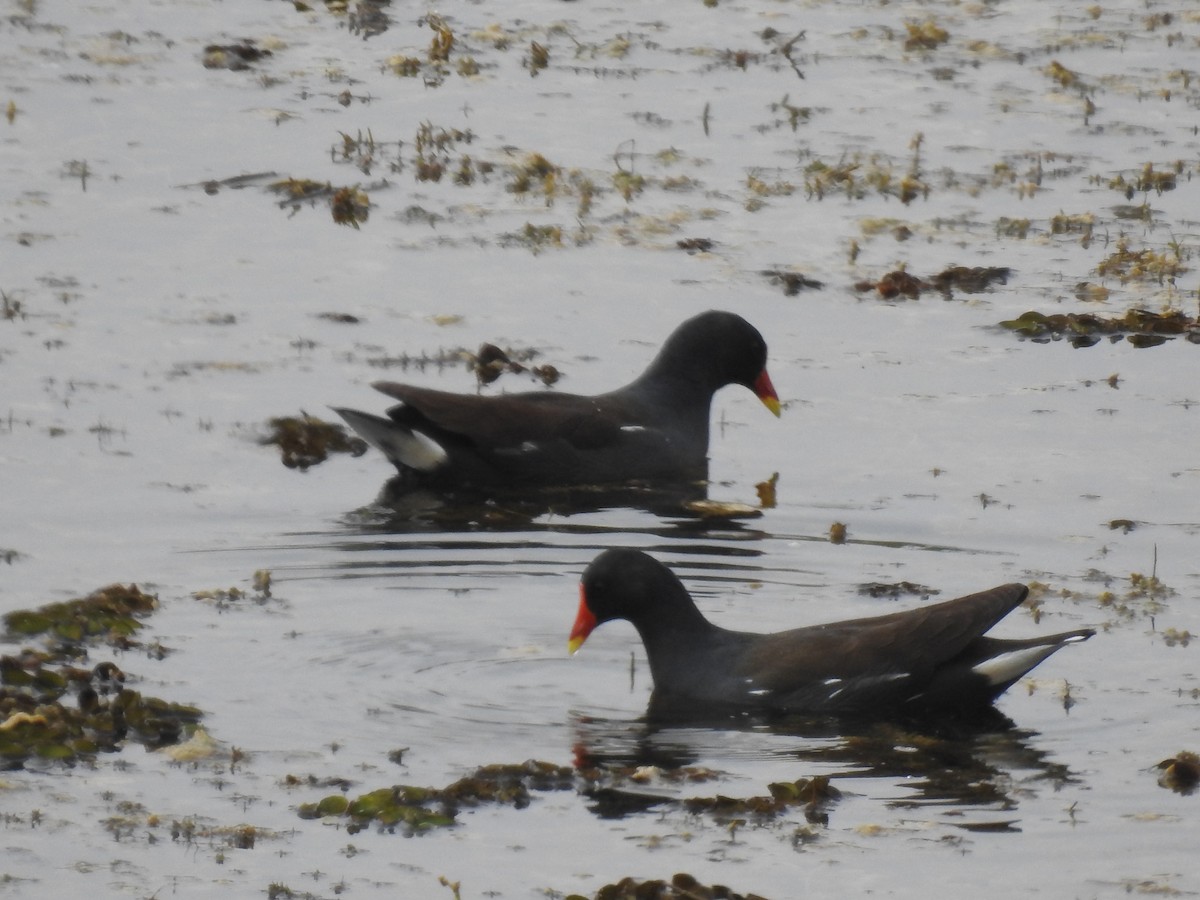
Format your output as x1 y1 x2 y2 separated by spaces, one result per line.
754 370 781 417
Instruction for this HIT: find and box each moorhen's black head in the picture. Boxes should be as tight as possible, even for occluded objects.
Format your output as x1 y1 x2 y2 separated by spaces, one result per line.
646 311 779 412
570 548 700 653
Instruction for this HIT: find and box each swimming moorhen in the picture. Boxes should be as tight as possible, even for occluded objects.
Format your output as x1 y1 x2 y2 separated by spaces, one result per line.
569 549 1094 718
334 310 780 489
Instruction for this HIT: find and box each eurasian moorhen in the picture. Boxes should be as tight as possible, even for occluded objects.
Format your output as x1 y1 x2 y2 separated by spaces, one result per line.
334 310 780 489
569 549 1094 717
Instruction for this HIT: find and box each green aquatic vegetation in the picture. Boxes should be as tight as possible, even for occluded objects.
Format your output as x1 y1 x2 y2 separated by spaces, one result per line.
266 178 377 227
507 152 559 199
803 157 866 200
746 173 795 200
379 15 456 80
1044 60 1087 92
580 873 768 900
500 222 564 252
333 130 380 175
386 54 422 77
297 760 575 834
3 583 156 644
857 216 914 239
1096 236 1187 284
985 150 1089 200
266 176 331 200
573 173 599 216
453 155 476 185
1126 571 1176 602
803 136 928 205
422 13 454 63
333 123 482 185
683 774 841 826
1050 211 1095 236
755 471 778 508
574 760 841 828
999 308 1200 347
1 586 204 768
612 169 645 202
192 570 274 607
766 93 811 132
1088 571 1178 625
1160 628 1192 648
0 668 203 765
1105 161 1183 198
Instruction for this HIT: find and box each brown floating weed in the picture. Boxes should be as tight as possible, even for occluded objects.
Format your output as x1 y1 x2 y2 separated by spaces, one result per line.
527 41 549 76
330 185 369 227
422 14 454 63
1096 236 1187 284
1044 60 1085 91
1156 752 1200 794
854 265 1010 300
508 152 559 203
762 269 823 296
261 413 366 470
767 93 811 131
904 19 950 52
386 55 422 77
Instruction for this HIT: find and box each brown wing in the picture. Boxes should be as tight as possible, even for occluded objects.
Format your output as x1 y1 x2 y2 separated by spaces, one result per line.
737 584 1029 692
372 382 634 450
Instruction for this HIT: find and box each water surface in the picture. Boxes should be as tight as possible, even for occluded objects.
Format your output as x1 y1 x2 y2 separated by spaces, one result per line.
3 1 1199 897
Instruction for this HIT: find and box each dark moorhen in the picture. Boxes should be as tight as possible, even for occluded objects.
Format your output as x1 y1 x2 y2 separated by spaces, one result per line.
569 549 1094 718
334 310 780 489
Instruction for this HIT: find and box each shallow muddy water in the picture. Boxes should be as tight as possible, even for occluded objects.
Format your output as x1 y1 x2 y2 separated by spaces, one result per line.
3 1 1200 897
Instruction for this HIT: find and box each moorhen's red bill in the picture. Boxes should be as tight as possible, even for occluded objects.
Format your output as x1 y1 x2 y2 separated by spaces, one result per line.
569 549 1094 717
334 310 780 489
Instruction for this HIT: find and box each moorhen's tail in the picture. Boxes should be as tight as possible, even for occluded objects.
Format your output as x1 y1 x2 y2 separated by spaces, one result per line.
914 627 1095 710
332 407 447 472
